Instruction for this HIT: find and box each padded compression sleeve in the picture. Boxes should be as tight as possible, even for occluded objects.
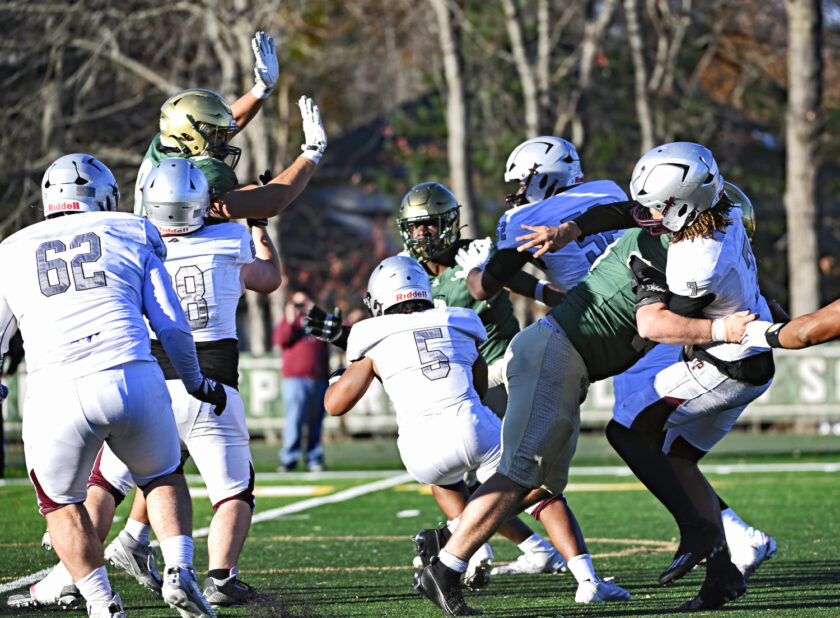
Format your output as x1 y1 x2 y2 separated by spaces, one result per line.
668 292 716 318
484 248 531 284
142 252 203 392
574 201 637 237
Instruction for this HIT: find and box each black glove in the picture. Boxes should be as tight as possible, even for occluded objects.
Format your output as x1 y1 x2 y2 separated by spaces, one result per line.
189 376 227 416
258 168 273 185
303 305 343 343
629 255 670 311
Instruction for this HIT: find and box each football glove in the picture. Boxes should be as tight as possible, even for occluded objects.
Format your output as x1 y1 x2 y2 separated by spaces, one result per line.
455 238 493 274
741 320 776 350
189 376 227 416
298 96 327 164
303 305 343 343
251 31 279 99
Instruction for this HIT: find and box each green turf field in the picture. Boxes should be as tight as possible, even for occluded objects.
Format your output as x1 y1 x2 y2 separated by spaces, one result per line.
1 433 838 616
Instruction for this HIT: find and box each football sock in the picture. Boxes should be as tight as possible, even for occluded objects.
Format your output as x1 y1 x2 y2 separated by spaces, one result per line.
606 420 702 533
159 535 194 570
518 532 553 554
721 508 752 541
33 561 74 599
446 518 460 533
438 549 467 573
124 518 152 545
567 554 597 584
75 566 112 606
208 568 232 581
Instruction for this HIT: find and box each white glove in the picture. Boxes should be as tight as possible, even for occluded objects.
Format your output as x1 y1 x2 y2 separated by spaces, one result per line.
251 31 279 99
455 238 493 274
741 320 773 350
298 95 327 164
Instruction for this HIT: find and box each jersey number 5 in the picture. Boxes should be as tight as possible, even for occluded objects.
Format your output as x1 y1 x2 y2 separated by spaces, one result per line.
36 233 106 297
413 328 451 381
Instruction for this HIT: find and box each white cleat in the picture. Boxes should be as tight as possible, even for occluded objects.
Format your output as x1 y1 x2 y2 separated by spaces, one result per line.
87 592 126 617
105 530 163 594
162 565 217 618
463 542 494 590
732 529 777 579
575 578 632 603
7 584 82 609
490 547 567 576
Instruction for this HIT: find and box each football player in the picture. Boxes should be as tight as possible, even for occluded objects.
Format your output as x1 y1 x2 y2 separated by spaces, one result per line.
1 154 223 618
134 33 326 221
412 153 757 614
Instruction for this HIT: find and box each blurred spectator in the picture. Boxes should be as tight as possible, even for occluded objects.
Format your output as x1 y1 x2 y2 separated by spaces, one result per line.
0 331 24 477
272 289 329 471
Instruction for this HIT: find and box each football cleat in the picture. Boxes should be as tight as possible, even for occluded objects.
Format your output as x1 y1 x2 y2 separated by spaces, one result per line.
203 567 258 608
463 543 493 590
162 565 216 618
412 525 452 568
575 578 632 603
87 592 126 617
659 521 725 585
731 530 777 579
490 547 567 576
105 530 163 594
679 561 746 611
7 584 83 609
413 557 481 616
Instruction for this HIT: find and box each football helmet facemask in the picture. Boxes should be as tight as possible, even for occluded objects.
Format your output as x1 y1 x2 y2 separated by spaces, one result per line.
397 182 461 262
364 255 433 317
41 153 120 218
724 181 755 240
504 136 583 207
143 159 210 235
630 142 724 234
159 89 241 168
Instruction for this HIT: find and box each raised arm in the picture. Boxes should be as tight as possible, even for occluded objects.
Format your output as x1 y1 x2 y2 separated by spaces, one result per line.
241 223 282 293
229 31 280 131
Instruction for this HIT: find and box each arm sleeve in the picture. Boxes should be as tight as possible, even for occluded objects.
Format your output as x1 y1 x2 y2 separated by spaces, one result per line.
668 292 716 318
142 251 203 392
484 248 532 284
574 201 637 237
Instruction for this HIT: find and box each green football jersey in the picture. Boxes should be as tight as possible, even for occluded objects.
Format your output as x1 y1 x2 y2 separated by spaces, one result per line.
429 239 520 364
133 133 239 215
550 229 671 381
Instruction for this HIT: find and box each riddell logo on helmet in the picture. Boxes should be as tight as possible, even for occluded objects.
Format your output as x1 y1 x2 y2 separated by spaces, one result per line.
395 290 429 301
47 201 82 213
157 225 190 236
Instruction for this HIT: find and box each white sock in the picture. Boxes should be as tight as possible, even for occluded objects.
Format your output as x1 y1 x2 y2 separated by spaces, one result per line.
446 518 460 533
438 549 467 573
567 553 598 584
33 561 74 601
518 532 553 554
721 507 752 541
124 518 152 545
159 535 194 570
75 566 112 606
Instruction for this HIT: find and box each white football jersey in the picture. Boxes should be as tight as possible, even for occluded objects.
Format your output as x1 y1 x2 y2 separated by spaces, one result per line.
153 223 255 342
496 180 627 290
346 307 488 431
0 213 166 377
666 216 771 362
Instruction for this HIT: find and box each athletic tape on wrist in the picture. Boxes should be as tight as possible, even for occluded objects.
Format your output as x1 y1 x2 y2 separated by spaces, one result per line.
712 318 727 342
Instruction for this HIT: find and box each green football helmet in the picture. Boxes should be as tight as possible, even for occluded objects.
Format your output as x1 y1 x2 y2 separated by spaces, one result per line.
724 181 755 239
159 89 241 168
397 182 461 262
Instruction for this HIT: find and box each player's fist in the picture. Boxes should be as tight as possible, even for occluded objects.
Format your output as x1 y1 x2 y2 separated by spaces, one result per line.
189 376 227 416
303 305 343 343
251 31 279 99
298 96 327 164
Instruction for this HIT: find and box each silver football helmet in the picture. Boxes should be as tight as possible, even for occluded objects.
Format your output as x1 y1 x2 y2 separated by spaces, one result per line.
41 154 120 218
723 181 755 240
504 136 583 206
143 159 210 235
363 255 433 317
630 142 724 234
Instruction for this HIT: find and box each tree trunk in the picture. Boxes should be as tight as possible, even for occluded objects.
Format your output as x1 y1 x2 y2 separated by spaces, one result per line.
784 0 822 315
429 0 479 236
623 0 655 153
502 0 540 136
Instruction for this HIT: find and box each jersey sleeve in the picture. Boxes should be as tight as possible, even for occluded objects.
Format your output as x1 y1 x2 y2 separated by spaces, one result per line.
666 241 720 298
195 158 238 196
238 225 256 265
448 307 488 343
345 318 382 362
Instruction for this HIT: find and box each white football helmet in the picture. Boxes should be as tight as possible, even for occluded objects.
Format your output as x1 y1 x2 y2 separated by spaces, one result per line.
504 136 583 206
364 255 433 317
630 142 724 234
143 159 210 235
41 154 120 218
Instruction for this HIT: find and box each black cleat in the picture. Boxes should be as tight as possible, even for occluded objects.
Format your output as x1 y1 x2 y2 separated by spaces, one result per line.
413 557 481 616
679 561 747 611
660 521 726 585
412 525 453 568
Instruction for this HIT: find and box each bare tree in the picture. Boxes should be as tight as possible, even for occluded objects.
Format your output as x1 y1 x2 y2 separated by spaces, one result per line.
623 0 656 153
784 0 823 315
